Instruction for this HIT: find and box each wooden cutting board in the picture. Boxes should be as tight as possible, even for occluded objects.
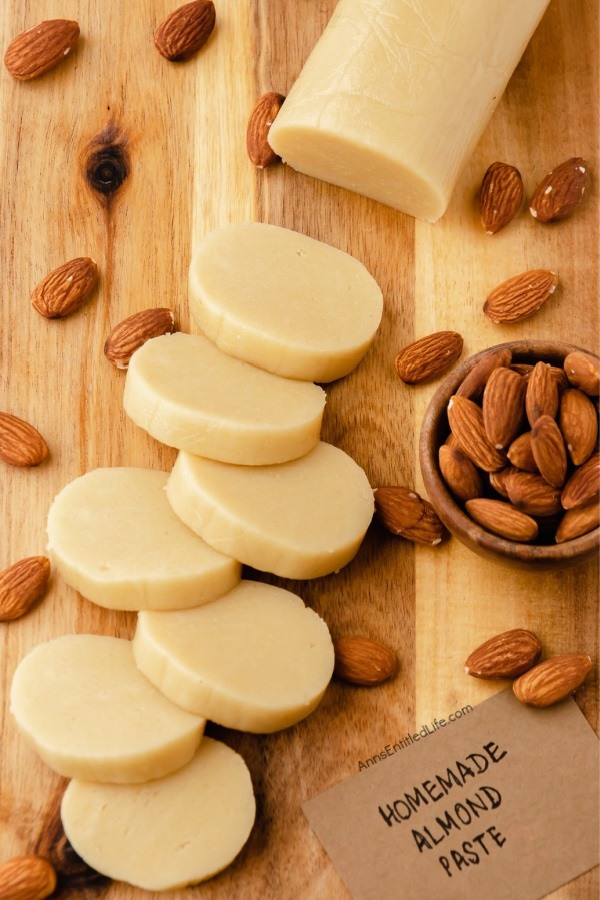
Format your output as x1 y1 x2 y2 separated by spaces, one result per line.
0 1 598 898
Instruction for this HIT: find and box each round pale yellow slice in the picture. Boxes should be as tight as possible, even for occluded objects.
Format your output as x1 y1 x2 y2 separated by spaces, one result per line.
61 738 255 891
47 468 240 611
10 635 204 783
166 442 374 579
189 222 383 382
123 332 326 465
133 580 334 732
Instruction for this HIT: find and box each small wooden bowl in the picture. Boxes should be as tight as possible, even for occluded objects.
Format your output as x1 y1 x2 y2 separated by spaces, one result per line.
419 340 599 570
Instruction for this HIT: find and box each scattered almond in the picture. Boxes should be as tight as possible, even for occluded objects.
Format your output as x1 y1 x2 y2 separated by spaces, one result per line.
438 445 483 502
246 92 286 168
513 653 593 707
563 350 599 396
154 0 215 61
559 389 598 466
525 361 559 427
479 162 523 234
395 331 463 385
465 498 538 542
4 19 79 80
531 415 567 487
447 395 506 472
374 486 445 546
504 470 562 517
0 413 48 467
529 158 588 223
456 348 512 401
0 854 56 900
482 366 525 449
561 453 600 510
465 629 541 679
556 501 600 543
104 308 176 369
0 556 50 621
333 636 398 686
483 270 558 324
32 257 98 319
507 432 538 473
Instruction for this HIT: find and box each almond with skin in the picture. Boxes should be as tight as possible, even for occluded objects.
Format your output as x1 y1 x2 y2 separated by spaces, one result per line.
513 654 593 707
456 349 512 401
32 257 98 319
559 389 598 465
333 636 398 686
374 486 445 546
479 162 523 234
489 467 513 498
531 415 567 487
550 366 570 393
104 308 175 369
0 855 57 900
526 361 559 426
563 350 599 396
0 413 48 467
505 470 562 517
510 363 533 379
482 366 525 449
246 92 286 168
154 0 215 61
438 445 483 502
465 629 541 679
465 498 538 542
561 453 600 509
483 270 558 324
507 432 538 472
4 20 79 80
447 395 506 472
0 556 51 621
529 158 588 223
395 331 463 385
556 501 600 543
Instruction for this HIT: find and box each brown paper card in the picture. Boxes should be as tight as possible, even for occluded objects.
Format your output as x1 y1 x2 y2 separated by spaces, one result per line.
303 690 599 899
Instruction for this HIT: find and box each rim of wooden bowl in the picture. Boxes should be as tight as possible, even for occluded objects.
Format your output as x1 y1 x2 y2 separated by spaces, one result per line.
419 339 599 568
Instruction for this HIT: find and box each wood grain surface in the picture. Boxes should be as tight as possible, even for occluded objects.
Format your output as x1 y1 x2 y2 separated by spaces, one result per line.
0 1 598 898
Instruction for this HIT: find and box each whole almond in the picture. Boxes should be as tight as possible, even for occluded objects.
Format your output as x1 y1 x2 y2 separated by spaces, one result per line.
0 855 57 900
246 92 286 168
529 158 588 223
333 636 398 686
561 453 600 510
505 470 562 517
374 486 445 546
556 501 600 543
526 361 559 427
559 389 598 465
0 556 51 621
32 257 98 319
0 413 48 467
507 432 538 473
513 654 593 707
447 395 506 472
456 348 512 401
438 445 483 502
482 366 525 449
154 0 215 61
4 20 79 81
104 308 176 369
531 415 567 487
563 350 599 396
465 498 538 542
483 270 558 325
395 331 463 385
479 162 523 234
465 629 541 679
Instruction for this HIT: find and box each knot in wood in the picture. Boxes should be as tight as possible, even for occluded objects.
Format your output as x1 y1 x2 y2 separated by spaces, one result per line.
84 124 129 202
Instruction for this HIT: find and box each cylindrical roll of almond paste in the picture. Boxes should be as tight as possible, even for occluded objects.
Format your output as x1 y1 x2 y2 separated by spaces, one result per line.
268 0 550 221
